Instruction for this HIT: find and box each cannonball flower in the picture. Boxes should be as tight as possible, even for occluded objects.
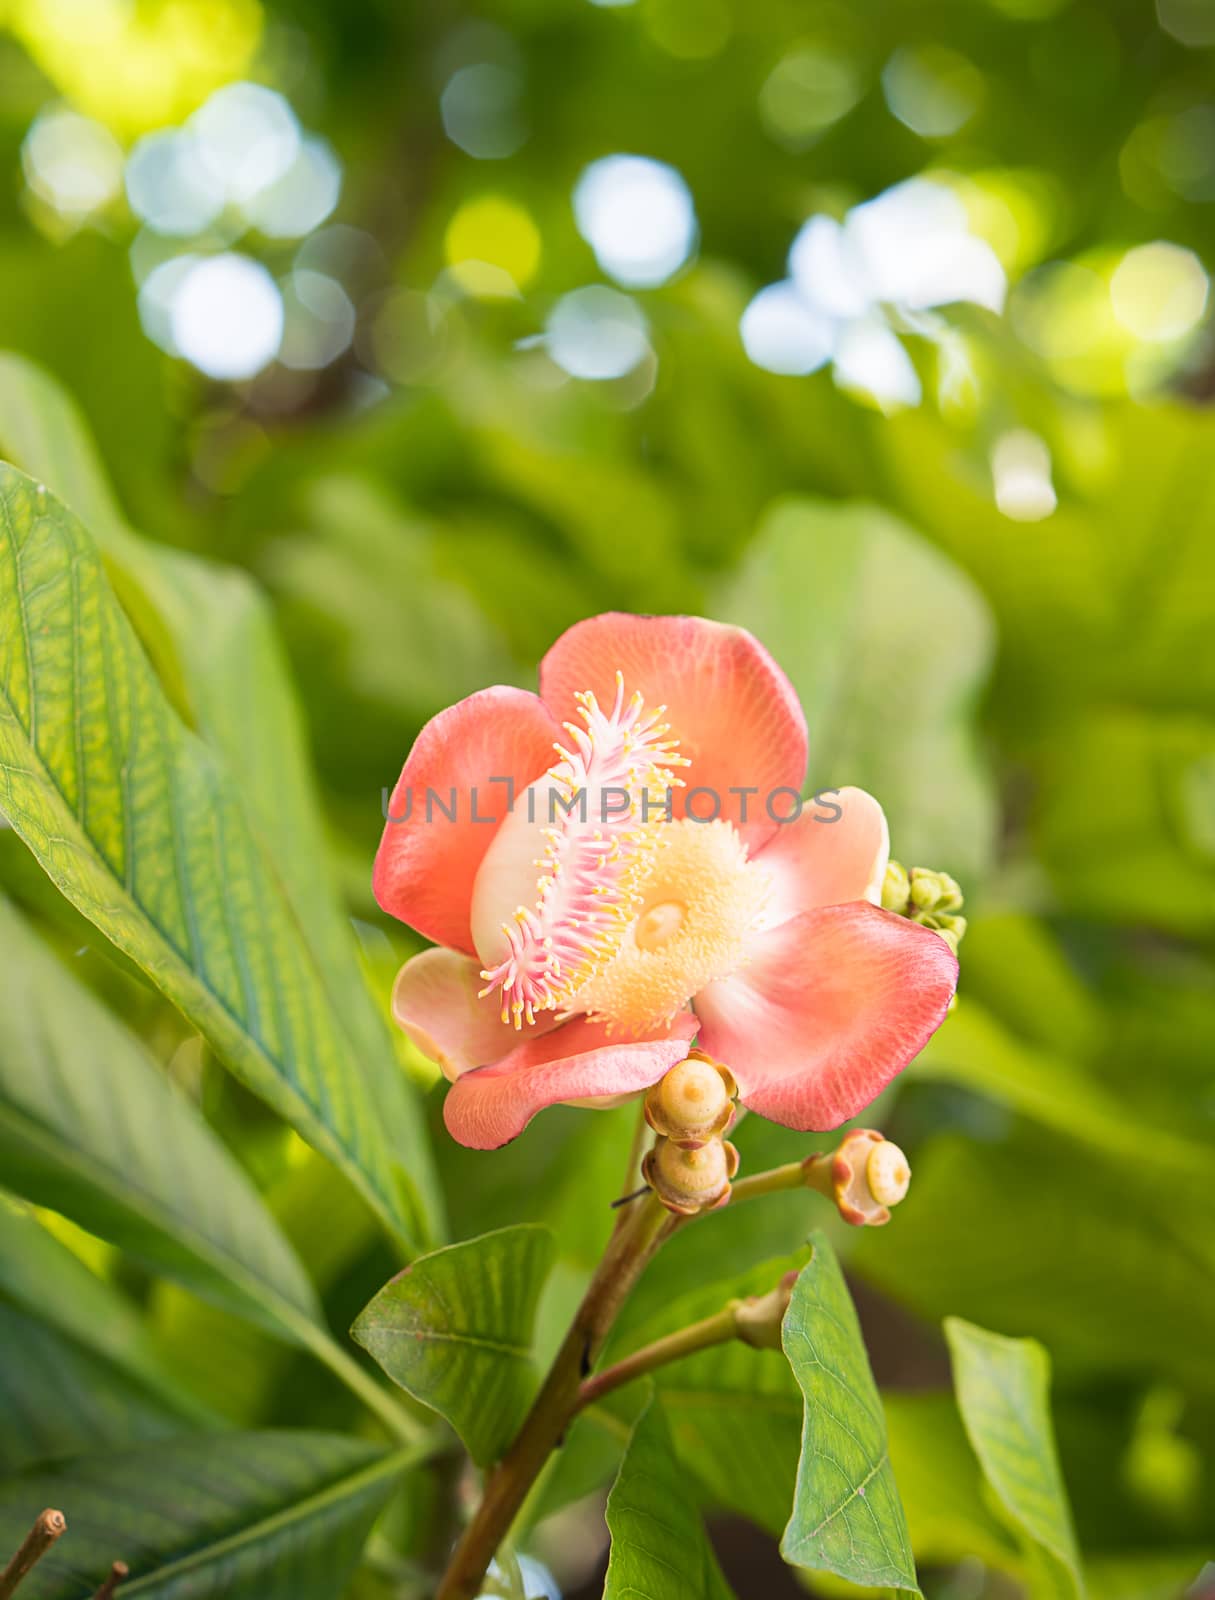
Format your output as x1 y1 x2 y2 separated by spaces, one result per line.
374 613 957 1149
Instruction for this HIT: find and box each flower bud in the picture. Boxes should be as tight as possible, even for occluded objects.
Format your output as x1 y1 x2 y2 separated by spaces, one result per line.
909 867 963 914
644 1134 740 1215
644 1051 737 1146
733 1269 799 1350
881 859 911 915
804 1128 911 1226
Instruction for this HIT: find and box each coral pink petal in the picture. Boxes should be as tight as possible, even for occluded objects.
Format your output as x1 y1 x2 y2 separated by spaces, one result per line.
373 687 562 954
754 787 890 926
443 1013 700 1149
391 948 563 1083
539 614 807 850
694 904 957 1130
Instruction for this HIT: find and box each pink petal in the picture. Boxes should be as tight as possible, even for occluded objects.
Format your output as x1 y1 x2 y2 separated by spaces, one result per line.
391 948 562 1082
443 1012 700 1149
373 687 561 954
694 904 956 1130
539 614 807 850
754 787 890 926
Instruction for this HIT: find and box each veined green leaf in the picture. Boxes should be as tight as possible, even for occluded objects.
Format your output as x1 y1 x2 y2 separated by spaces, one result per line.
0 1301 190 1474
0 355 440 1240
781 1233 920 1597
0 894 320 1337
0 463 420 1250
351 1225 554 1466
604 1393 736 1600
0 1432 418 1600
945 1317 1086 1599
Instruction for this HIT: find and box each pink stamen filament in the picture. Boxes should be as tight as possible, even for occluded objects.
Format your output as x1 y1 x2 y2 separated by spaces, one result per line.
479 674 687 1025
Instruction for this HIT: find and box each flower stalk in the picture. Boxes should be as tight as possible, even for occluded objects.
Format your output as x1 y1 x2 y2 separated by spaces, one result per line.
435 1191 679 1600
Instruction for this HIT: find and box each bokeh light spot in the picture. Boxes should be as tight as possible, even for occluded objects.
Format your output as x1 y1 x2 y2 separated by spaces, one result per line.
445 196 542 298
1156 0 1215 47
137 254 202 355
1111 242 1209 342
546 286 651 379
278 270 356 370
169 253 284 379
22 107 124 222
739 283 833 375
125 128 225 237
992 429 1057 521
245 136 342 238
882 45 984 139
832 317 922 410
5 0 263 137
759 46 863 150
573 155 697 288
643 0 731 60
191 82 300 206
441 63 527 160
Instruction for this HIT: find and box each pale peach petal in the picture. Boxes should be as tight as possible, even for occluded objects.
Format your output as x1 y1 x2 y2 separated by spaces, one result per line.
373 687 561 954
390 948 562 1083
754 786 890 926
442 1012 700 1149
539 613 807 850
694 904 956 1130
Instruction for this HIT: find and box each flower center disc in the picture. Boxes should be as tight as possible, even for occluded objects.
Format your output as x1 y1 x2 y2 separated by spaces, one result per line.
634 899 686 951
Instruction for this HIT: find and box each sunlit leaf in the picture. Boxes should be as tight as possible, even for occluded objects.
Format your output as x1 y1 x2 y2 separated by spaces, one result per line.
0 464 424 1249
945 1317 1085 1598
882 1392 1020 1573
0 356 440 1236
351 1225 554 1466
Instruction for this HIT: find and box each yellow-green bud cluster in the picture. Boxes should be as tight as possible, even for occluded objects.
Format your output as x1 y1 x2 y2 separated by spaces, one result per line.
883 860 967 955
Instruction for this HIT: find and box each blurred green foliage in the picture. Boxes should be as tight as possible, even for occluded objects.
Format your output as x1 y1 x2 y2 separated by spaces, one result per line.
1 0 1214 1596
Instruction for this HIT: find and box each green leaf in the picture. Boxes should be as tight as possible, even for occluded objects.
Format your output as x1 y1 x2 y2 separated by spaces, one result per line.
0 463 421 1249
599 1252 809 1540
945 1317 1086 1599
720 496 996 881
604 1393 736 1600
0 1301 189 1474
0 356 440 1239
0 1202 213 1468
781 1232 920 1596
912 1000 1211 1180
1082 1551 1210 1600
882 1393 1019 1574
0 1201 207 1423
0 894 322 1337
852 1134 1215 1395
351 1225 555 1466
0 1432 416 1599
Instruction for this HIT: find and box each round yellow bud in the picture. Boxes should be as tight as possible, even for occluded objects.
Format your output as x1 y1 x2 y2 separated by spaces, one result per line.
644 1052 736 1145
644 1135 739 1215
866 1139 911 1207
